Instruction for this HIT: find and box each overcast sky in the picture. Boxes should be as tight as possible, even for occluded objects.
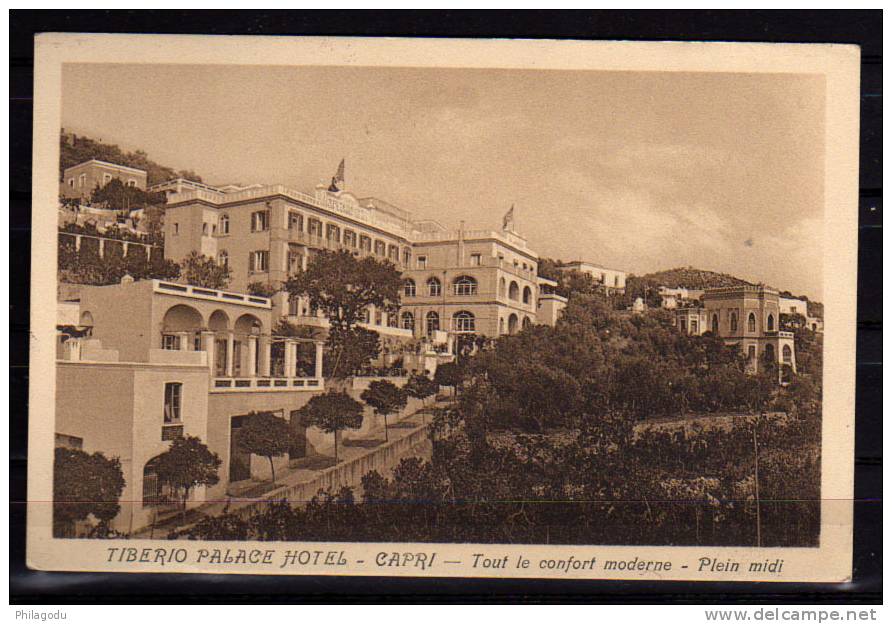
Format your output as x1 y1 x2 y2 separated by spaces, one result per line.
62 64 825 299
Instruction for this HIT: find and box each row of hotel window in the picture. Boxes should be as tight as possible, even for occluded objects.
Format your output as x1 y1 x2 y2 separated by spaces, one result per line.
185 210 413 265
284 300 476 334
66 173 140 189
398 310 475 333
681 311 777 334
183 211 533 274
402 277 534 303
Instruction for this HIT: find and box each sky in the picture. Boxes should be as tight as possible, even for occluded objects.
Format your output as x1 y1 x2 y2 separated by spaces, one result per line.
61 64 826 299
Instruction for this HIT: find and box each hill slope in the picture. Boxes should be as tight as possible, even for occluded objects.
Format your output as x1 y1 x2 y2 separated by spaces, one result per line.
632 267 753 290
60 130 203 186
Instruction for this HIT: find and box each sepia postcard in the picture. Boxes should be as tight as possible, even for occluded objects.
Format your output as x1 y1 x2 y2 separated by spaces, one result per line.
27 34 860 582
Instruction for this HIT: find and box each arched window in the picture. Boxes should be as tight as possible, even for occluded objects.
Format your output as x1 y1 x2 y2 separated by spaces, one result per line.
767 313 775 331
711 314 719 334
782 344 793 364
427 277 441 297
507 313 519 335
522 316 533 329
453 311 475 333
218 250 229 269
403 279 416 297
453 275 478 296
508 281 520 301
730 312 738 332
747 312 757 333
499 317 505 334
425 311 440 335
401 311 415 331
499 277 507 298
219 214 230 235
764 343 775 362
522 286 532 305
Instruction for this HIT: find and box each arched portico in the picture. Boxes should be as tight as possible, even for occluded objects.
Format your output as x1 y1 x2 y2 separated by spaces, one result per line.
161 304 204 351
233 313 265 377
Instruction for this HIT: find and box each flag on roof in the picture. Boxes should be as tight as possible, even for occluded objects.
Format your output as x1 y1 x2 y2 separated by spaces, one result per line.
502 204 515 231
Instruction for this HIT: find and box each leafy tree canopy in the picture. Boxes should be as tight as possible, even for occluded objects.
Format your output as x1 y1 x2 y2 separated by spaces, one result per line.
53 447 126 536
154 435 221 514
236 411 301 485
299 391 365 434
285 250 400 379
298 391 365 461
284 250 402 332
90 178 165 212
360 380 407 417
404 372 439 403
180 251 231 290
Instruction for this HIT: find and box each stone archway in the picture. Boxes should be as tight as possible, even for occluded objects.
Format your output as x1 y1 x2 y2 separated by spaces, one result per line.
508 313 519 334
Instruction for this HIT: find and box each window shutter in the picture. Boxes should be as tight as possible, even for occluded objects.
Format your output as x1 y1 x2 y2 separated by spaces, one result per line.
249 251 255 271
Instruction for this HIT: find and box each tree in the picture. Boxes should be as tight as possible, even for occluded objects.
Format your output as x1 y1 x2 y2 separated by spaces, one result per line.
53 447 126 537
360 380 408 442
180 251 231 290
434 361 463 398
90 178 164 212
404 372 439 406
325 326 381 377
153 435 221 524
140 204 166 245
284 250 401 379
248 281 280 298
298 391 365 463
236 411 301 486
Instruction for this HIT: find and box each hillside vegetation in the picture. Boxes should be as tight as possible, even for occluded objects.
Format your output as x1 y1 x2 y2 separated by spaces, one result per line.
633 267 753 290
60 130 203 186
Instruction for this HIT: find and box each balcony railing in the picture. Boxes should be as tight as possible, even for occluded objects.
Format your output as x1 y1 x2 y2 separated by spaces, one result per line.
412 228 533 252
211 377 323 392
285 314 414 338
153 280 272 309
404 256 537 281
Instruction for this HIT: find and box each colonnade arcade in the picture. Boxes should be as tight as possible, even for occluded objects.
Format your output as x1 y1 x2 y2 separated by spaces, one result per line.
161 304 323 380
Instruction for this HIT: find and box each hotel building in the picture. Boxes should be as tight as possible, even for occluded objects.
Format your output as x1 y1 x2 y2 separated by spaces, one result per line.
55 162 576 534
676 285 796 374
56 277 326 533
556 260 627 293
162 179 560 350
60 159 148 201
